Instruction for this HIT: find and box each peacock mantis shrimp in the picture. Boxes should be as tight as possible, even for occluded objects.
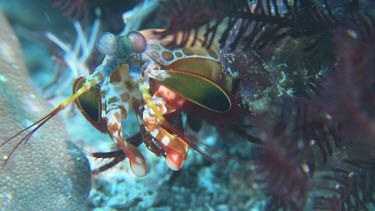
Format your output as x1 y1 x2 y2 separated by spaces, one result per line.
1 29 240 177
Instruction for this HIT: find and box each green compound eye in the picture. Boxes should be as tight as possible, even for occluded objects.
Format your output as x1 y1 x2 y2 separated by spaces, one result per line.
127 31 147 53
96 32 120 56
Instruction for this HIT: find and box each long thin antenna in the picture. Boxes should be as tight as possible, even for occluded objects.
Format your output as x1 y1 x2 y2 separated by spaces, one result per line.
1 76 101 170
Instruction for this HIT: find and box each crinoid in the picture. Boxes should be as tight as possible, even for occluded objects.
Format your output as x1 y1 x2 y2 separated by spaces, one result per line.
250 94 374 210
324 13 375 156
154 0 341 51
250 10 375 211
154 0 375 209
51 0 90 22
248 99 337 210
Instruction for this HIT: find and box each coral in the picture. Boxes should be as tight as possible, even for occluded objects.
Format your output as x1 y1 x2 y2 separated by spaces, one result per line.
0 12 91 210
44 17 101 96
122 0 167 34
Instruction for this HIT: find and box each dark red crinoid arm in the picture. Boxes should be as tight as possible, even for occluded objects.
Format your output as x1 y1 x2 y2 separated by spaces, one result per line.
51 0 90 22
90 133 143 174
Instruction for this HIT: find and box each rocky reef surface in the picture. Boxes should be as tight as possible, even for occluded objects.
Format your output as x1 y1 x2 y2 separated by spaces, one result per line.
0 12 91 210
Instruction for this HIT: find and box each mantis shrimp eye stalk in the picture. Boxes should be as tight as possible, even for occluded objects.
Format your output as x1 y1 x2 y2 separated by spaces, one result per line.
96 32 120 56
127 31 147 53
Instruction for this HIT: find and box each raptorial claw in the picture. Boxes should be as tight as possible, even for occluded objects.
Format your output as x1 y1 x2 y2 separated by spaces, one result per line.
106 109 147 177
140 83 189 171
144 110 189 171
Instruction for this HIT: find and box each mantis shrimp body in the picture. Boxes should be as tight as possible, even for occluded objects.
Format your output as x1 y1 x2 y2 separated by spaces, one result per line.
2 29 237 177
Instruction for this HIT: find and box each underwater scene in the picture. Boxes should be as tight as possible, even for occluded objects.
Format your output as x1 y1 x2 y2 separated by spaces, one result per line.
0 0 374 210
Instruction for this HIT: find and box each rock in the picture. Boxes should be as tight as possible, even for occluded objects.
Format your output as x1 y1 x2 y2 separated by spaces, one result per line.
0 12 91 210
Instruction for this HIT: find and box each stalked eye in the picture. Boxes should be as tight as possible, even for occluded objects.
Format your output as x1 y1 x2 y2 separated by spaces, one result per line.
127 31 147 53
96 32 120 56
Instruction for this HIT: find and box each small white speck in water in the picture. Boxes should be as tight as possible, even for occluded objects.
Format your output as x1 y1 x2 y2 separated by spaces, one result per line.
298 139 305 149
11 64 19 69
28 93 36 99
24 98 41 111
346 29 359 39
0 74 6 82
0 193 13 202
310 139 316 146
2 155 8 160
22 119 33 127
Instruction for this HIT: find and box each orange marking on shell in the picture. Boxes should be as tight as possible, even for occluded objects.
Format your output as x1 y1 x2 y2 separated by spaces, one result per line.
150 51 160 58
150 43 161 50
162 51 174 61
155 85 185 109
175 52 183 57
